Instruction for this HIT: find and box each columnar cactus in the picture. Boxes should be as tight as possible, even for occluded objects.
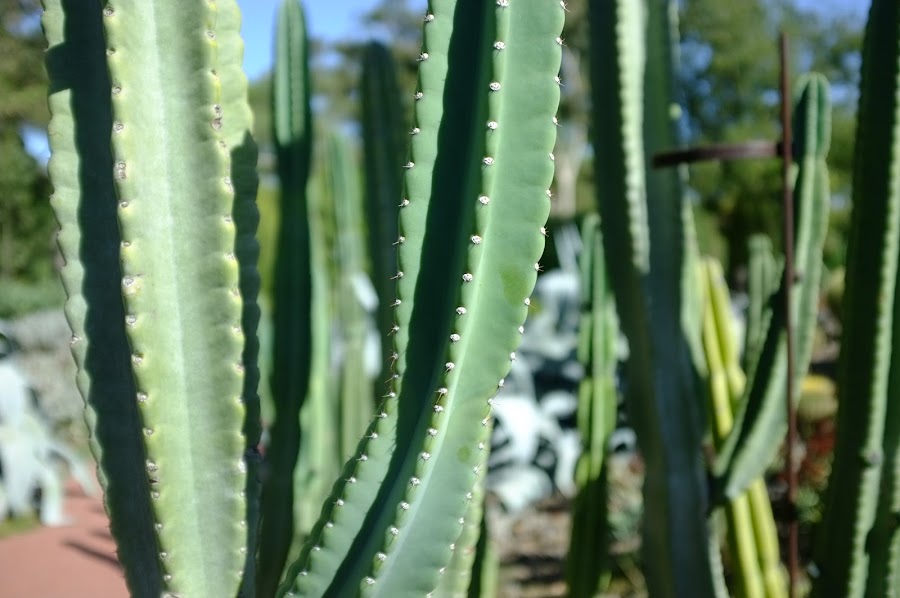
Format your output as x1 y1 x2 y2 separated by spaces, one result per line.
812 0 900 594
43 1 261 596
257 1 313 593
566 213 619 597
42 0 564 595
276 1 564 595
712 73 831 502
588 0 717 593
700 258 786 598
743 235 780 370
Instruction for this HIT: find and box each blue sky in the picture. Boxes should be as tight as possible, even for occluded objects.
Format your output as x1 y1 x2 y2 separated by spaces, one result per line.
237 0 427 82
236 0 865 82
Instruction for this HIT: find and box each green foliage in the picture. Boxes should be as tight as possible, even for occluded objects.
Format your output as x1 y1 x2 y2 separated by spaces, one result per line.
680 0 861 280
0 1 58 305
0 132 55 285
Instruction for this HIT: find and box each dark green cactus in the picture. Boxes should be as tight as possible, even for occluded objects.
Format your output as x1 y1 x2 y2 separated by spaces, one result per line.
43 0 260 595
257 1 314 593
276 1 564 595
588 0 717 593
812 0 900 594
566 213 619 597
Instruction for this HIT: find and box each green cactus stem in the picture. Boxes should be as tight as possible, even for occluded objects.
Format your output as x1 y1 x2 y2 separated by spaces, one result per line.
812 0 900 593
432 470 489 597
566 213 619 598
326 131 375 461
44 1 260 595
257 0 314 594
701 258 786 598
743 235 780 371
276 1 564 595
588 0 717 593
42 2 162 594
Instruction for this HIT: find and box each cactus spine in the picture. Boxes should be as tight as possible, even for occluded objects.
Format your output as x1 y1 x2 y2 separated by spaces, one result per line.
566 213 619 597
43 0 260 595
812 0 900 593
276 1 564 595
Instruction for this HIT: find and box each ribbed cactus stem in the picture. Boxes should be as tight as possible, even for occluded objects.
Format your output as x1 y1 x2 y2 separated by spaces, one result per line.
744 235 779 370
433 469 489 597
566 213 618 597
42 1 163 594
257 0 314 594
45 1 260 595
589 0 717 593
812 1 900 593
215 7 263 593
276 2 563 595
327 132 375 459
701 258 786 598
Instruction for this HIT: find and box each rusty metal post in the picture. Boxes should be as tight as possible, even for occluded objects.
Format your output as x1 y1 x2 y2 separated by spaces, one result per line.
779 31 799 598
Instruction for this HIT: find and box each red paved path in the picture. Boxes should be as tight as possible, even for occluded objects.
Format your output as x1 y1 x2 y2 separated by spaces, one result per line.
0 480 127 598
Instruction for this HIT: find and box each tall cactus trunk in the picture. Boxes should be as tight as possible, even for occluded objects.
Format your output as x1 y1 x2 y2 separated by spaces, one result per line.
257 1 313 595
812 1 900 594
43 1 261 596
588 0 716 594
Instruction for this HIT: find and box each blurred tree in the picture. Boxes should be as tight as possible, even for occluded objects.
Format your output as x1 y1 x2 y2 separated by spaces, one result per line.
0 0 58 297
680 0 862 280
